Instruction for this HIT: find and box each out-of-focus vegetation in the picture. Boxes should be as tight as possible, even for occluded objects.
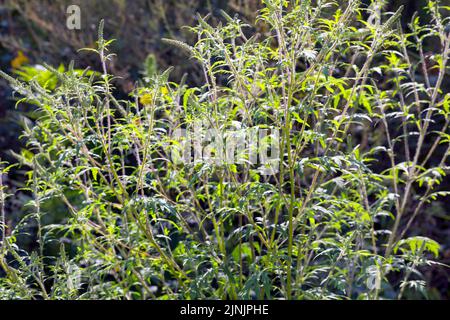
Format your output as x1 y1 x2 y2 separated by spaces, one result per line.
0 0 261 87
0 0 449 299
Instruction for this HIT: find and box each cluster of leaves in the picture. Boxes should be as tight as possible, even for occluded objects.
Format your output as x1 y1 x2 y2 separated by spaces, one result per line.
0 0 449 299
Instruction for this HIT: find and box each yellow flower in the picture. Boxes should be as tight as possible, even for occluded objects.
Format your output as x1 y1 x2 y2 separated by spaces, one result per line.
139 93 153 105
11 51 29 69
160 86 169 95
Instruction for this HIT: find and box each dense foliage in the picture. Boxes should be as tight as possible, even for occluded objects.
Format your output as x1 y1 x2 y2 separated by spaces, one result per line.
0 0 449 299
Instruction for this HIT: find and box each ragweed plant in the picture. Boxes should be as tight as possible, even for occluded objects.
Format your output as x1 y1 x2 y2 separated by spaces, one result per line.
0 0 449 300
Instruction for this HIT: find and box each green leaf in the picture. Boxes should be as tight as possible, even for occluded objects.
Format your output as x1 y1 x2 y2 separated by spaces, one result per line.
395 236 440 258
